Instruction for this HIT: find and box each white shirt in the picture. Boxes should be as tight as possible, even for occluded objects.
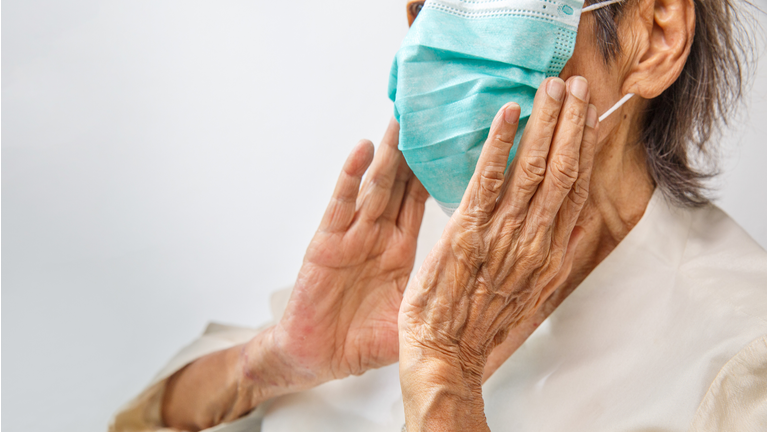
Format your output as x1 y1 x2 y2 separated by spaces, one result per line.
110 190 767 432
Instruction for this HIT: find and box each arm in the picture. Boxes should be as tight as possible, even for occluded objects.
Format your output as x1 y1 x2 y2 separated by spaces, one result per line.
162 327 313 431
398 76 597 430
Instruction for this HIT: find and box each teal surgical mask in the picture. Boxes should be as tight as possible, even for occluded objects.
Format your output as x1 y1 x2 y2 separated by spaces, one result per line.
388 0 632 215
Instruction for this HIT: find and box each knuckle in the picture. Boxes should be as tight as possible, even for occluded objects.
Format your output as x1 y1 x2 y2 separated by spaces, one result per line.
538 105 560 126
493 131 515 146
518 155 547 185
461 193 495 224
518 247 548 273
480 163 506 183
549 154 579 189
368 175 393 192
449 226 486 266
479 164 507 193
568 179 590 205
564 105 587 127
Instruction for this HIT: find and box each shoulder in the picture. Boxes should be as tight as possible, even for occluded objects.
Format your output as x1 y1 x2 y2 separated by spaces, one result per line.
678 203 766 327
685 203 766 267
688 336 767 431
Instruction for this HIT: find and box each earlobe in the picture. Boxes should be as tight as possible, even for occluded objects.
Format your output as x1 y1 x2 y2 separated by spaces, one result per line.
622 0 695 99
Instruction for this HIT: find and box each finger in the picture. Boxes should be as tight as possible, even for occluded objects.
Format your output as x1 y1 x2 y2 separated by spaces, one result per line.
499 77 566 218
527 76 590 224
397 174 430 238
535 226 584 309
319 140 375 232
380 155 413 222
457 102 521 224
357 117 405 221
551 104 598 253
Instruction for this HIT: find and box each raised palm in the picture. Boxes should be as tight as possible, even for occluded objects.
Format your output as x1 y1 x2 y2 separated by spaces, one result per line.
272 118 429 382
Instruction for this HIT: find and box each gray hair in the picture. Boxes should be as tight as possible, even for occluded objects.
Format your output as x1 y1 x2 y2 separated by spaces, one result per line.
406 0 756 206
589 0 756 206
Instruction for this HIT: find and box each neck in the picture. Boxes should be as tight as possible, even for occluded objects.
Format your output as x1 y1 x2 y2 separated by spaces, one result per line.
569 109 655 283
537 111 655 322
482 110 654 382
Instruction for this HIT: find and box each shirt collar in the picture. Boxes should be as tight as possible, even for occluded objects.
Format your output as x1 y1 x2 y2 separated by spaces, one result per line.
550 188 693 319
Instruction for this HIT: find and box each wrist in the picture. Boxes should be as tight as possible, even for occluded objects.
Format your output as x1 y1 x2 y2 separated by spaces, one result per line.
240 327 320 403
399 343 488 432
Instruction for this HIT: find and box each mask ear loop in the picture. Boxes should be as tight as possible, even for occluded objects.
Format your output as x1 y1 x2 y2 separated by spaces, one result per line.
598 93 634 122
582 0 625 13
580 0 632 122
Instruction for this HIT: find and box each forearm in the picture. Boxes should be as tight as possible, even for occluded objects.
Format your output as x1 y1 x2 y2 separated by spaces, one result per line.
161 326 316 431
400 346 490 432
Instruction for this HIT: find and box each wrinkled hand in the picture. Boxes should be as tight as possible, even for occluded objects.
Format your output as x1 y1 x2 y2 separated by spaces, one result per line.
398 76 598 431
271 118 429 386
161 120 428 431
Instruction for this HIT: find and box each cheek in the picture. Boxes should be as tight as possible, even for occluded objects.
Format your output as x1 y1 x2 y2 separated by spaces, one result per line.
560 18 603 83
558 19 621 116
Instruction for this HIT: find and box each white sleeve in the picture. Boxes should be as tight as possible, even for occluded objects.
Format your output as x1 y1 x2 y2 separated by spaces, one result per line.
108 287 293 432
688 336 767 432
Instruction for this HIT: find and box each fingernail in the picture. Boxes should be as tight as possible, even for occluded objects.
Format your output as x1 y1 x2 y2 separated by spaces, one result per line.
547 78 566 102
586 104 598 128
504 103 520 125
570 77 589 101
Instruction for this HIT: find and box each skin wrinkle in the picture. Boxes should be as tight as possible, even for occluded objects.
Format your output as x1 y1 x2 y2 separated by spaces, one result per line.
406 157 572 386
159 114 437 430
400 28 621 424
549 152 581 188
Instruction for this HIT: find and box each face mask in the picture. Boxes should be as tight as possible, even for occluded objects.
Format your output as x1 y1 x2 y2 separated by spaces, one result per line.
388 0 633 215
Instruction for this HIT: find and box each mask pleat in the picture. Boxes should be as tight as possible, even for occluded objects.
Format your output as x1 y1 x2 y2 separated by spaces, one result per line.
389 0 582 214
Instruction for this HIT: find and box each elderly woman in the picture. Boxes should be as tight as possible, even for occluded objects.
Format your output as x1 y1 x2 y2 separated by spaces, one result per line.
111 0 765 430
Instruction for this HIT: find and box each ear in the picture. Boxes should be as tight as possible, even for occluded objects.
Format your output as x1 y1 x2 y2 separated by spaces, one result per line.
621 0 696 98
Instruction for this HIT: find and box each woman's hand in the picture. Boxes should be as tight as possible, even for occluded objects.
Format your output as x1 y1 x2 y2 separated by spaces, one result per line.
270 118 430 385
398 76 598 431
161 119 428 431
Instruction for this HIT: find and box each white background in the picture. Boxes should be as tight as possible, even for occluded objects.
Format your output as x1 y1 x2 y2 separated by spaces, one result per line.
3 1 765 431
